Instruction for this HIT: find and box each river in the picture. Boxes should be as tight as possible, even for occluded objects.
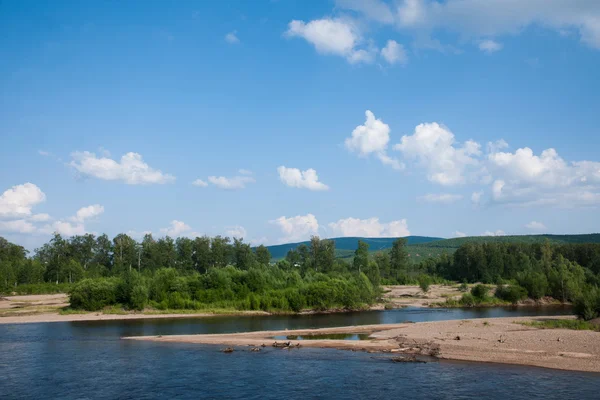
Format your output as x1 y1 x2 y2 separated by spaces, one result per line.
1 306 599 399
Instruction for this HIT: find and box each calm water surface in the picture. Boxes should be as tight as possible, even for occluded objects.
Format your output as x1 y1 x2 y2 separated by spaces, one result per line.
1 306 598 399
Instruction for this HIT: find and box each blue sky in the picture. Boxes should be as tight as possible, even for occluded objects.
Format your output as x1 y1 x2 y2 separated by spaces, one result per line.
1 0 600 250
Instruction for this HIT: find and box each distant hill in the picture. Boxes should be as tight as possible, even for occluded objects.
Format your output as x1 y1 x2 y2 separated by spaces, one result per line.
266 236 444 260
266 234 600 262
412 234 600 249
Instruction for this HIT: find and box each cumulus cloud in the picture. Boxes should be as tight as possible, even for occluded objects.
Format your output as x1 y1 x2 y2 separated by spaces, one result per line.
419 193 463 203
30 213 52 222
0 183 46 218
336 0 600 51
453 231 467 238
271 214 319 243
381 39 408 64
70 151 175 185
0 219 37 234
226 225 247 238
394 122 481 185
346 110 403 170
208 175 255 190
328 217 410 237
285 18 376 64
482 230 506 236
44 221 86 236
487 147 600 207
277 166 329 191
74 204 104 222
478 39 503 53
192 179 209 187
335 0 395 24
160 220 193 237
225 31 240 44
525 221 547 231
471 191 484 206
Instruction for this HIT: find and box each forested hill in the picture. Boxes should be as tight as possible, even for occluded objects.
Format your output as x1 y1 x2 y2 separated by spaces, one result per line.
266 236 444 259
413 234 600 249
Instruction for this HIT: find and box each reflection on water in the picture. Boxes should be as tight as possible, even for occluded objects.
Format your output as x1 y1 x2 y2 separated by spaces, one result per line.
1 306 598 400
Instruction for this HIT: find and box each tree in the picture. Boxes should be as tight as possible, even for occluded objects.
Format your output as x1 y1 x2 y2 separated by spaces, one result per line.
192 236 211 273
390 238 410 281
353 240 369 274
93 234 113 270
318 240 335 273
210 236 231 267
233 238 255 270
175 237 194 270
112 234 137 273
309 236 321 271
70 234 96 270
255 245 271 266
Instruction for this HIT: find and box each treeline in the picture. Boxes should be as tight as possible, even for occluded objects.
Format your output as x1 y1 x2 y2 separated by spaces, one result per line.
0 234 382 312
419 241 600 320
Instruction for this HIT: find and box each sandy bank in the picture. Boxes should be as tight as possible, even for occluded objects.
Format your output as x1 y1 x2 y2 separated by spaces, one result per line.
124 316 600 373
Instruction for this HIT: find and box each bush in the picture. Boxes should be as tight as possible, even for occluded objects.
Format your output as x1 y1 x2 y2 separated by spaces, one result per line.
458 282 469 292
460 293 476 307
495 284 528 304
471 284 489 300
573 287 600 321
130 284 149 311
70 278 118 311
418 275 432 293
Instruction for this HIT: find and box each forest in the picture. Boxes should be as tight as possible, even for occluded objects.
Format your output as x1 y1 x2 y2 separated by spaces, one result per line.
1 233 599 319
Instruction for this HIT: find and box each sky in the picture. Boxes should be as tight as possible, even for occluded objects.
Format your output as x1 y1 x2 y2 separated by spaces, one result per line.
1 0 600 250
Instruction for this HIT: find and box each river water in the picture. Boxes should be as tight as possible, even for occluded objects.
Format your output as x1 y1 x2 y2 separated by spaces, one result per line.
1 306 599 399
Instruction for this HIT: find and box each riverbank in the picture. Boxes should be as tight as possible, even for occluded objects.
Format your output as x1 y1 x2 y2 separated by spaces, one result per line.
124 316 600 373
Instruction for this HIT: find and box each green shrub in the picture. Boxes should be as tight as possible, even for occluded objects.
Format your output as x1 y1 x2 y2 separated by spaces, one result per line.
418 275 432 293
460 293 476 307
495 284 528 304
130 284 149 311
471 284 489 300
573 287 600 321
69 278 118 311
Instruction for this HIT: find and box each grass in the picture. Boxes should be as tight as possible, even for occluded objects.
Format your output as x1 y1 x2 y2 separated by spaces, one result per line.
519 319 600 332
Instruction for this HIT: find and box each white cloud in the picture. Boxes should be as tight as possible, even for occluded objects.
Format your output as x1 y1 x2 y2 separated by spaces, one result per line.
487 139 509 153
38 150 50 156
44 221 85 236
525 221 547 231
394 122 481 185
471 191 483 205
160 220 193 237
225 31 240 44
335 0 394 24
29 213 51 222
226 225 247 238
271 213 319 242
0 219 37 234
487 147 600 206
70 151 175 185
338 0 600 51
328 217 410 237
74 204 104 222
419 193 463 203
381 39 408 64
482 230 506 236
192 179 208 187
346 110 403 170
478 39 503 53
453 231 467 238
285 18 376 64
238 169 253 176
208 175 255 190
277 166 329 191
0 183 46 218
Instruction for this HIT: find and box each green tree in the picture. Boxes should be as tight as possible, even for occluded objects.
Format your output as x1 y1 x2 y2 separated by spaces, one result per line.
353 240 369 274
255 245 271 266
390 238 409 281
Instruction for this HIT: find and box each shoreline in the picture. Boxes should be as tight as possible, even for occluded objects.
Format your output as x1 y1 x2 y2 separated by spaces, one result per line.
124 316 600 373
